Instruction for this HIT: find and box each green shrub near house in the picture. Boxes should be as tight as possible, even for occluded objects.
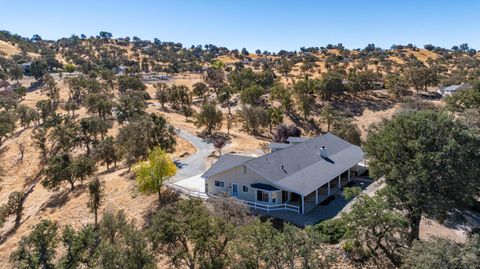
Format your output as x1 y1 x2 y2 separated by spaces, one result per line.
314 218 346 244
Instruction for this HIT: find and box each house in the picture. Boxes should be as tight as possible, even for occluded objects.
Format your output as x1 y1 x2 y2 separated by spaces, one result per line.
114 65 128 75
21 62 32 76
436 83 471 96
372 81 384 89
202 133 364 214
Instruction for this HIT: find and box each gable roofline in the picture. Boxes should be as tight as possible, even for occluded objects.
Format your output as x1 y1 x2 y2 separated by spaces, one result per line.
243 135 316 167
243 133 364 195
202 133 364 196
242 161 300 194
201 154 254 178
241 134 320 190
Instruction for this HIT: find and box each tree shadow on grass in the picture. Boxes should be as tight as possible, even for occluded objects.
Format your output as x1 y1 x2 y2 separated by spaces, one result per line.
332 91 397 117
44 185 87 209
96 164 124 176
119 168 136 178
435 208 480 234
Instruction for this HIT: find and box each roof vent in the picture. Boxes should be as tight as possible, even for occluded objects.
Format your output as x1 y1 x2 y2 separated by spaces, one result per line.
320 146 327 158
281 164 287 174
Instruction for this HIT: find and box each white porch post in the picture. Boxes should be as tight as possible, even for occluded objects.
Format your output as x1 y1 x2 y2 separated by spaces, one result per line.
301 195 305 214
267 192 271 212
315 189 318 205
348 169 351 182
328 181 331 196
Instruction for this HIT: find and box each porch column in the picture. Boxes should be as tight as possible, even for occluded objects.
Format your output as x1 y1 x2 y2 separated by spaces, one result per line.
348 169 351 182
315 189 318 205
328 181 331 196
301 195 305 214
338 175 341 189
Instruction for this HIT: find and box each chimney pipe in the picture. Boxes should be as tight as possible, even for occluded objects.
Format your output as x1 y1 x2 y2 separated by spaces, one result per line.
320 146 327 158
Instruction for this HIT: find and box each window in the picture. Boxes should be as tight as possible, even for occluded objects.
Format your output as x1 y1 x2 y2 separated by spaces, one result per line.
242 185 248 192
214 180 225 188
256 190 269 202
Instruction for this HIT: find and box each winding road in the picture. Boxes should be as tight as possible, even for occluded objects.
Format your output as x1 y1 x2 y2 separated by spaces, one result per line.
171 130 214 182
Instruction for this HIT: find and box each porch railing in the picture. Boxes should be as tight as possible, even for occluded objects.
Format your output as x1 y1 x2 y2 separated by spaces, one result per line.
242 200 300 213
165 182 209 200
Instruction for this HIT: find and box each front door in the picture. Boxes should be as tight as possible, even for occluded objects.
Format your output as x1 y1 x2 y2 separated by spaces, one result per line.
232 183 239 197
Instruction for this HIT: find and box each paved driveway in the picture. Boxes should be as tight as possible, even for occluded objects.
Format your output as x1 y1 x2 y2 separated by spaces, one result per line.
171 130 214 182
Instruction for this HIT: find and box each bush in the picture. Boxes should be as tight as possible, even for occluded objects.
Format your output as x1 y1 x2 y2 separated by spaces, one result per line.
315 218 346 244
342 240 371 262
64 64 76 73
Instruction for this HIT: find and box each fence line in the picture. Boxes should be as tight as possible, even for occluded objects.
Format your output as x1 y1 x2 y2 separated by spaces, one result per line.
165 182 208 200
165 182 300 213
243 200 300 213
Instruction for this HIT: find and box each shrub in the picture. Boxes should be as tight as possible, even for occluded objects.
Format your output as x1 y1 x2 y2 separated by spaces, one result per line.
315 218 346 244
64 64 76 73
342 240 371 262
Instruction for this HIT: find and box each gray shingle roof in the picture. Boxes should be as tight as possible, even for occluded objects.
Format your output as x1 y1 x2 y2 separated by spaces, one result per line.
273 145 363 195
268 142 292 149
286 136 309 143
201 154 254 178
245 133 363 195
203 133 364 196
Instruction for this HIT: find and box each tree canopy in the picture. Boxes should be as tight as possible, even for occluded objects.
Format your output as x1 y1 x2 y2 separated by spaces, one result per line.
134 147 176 205
364 110 480 241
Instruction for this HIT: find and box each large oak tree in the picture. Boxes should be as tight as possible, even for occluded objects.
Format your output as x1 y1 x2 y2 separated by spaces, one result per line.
364 110 480 241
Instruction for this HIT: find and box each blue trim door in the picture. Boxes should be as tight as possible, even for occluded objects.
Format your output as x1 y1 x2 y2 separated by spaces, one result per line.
232 183 239 197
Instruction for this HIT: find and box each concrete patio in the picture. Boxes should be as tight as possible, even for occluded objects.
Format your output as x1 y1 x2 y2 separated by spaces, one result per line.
166 174 208 199
251 178 373 227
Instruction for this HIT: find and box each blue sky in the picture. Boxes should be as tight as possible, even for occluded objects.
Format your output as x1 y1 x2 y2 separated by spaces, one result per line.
1 0 479 52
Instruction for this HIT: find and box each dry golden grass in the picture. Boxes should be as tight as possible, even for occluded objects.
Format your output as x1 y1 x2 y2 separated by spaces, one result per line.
353 104 400 139
0 40 41 59
0 40 20 57
0 75 198 267
0 68 469 268
405 48 439 61
216 55 239 64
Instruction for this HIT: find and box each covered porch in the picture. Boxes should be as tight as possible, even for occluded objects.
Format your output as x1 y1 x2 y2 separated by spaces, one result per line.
252 177 373 227
245 167 355 214
288 168 353 214
247 183 300 213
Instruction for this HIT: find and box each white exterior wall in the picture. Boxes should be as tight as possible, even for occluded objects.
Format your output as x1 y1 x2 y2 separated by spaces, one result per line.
206 165 279 203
